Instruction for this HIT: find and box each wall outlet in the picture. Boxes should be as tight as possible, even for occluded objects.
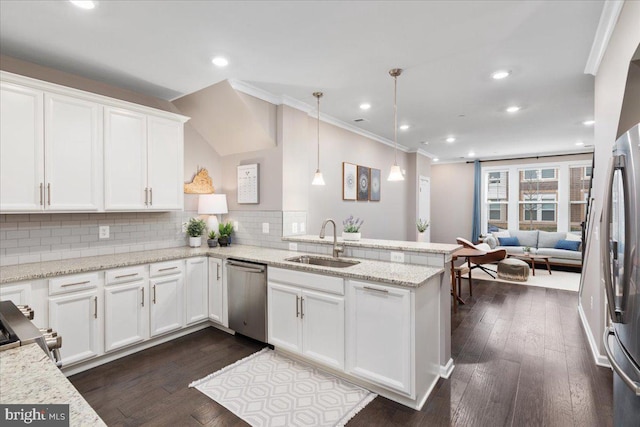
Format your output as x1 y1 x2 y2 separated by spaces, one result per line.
300 222 306 233
99 225 110 239
233 221 239 231
262 223 269 234
289 242 298 251
390 251 405 263
292 223 298 233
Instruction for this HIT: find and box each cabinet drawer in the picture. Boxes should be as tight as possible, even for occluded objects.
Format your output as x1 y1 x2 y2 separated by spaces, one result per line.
49 272 99 296
149 260 184 278
269 267 344 295
106 265 146 285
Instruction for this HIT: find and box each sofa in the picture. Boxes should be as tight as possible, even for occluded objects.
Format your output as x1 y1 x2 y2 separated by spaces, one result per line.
484 230 582 267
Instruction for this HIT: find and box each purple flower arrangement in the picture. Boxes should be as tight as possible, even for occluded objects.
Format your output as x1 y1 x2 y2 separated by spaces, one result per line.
343 215 364 233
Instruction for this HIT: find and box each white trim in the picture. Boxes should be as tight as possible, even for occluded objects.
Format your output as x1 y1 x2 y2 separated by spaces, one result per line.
584 1 625 75
227 79 282 105
408 147 439 159
578 302 612 368
439 358 455 378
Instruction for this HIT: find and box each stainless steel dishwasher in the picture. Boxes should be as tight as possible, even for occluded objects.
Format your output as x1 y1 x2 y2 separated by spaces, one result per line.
226 259 267 342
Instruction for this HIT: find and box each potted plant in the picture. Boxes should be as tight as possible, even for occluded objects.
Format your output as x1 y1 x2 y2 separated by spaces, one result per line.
186 218 206 247
416 219 430 242
207 230 218 248
342 215 363 241
218 222 234 247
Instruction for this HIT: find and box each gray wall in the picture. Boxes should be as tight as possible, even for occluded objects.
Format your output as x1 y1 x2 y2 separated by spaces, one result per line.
431 162 474 245
580 2 640 360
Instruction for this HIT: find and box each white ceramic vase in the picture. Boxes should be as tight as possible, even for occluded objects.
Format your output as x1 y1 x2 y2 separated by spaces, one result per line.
189 236 202 248
342 232 361 241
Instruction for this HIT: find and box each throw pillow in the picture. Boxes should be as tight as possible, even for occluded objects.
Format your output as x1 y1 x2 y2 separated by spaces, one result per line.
485 235 497 249
498 236 520 246
555 239 581 251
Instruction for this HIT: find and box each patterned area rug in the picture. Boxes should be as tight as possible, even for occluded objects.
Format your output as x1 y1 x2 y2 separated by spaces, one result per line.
471 265 580 291
189 348 376 427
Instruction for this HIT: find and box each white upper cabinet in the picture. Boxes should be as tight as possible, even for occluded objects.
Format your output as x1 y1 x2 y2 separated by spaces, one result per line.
104 107 147 210
0 82 44 211
0 71 188 213
44 93 101 211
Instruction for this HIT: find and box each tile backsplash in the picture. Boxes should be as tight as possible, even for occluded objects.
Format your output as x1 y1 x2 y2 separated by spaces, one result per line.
223 210 288 250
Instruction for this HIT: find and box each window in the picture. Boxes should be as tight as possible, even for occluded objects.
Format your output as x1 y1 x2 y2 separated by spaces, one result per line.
570 166 591 231
485 171 508 231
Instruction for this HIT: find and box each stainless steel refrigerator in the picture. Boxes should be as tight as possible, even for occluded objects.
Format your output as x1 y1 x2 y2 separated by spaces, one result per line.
601 122 640 426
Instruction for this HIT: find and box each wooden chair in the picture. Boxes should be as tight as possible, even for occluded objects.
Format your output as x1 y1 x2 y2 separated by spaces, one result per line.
453 264 471 300
456 237 507 279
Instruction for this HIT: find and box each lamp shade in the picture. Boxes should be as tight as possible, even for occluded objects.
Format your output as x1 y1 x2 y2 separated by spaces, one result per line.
198 194 228 215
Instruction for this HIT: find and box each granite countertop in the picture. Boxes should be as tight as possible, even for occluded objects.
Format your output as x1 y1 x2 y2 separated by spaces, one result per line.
282 234 461 254
0 245 444 288
0 343 106 426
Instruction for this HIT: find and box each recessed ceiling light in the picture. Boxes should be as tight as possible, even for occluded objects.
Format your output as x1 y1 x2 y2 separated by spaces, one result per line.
69 0 96 9
582 120 595 126
433 158 439 162
491 70 511 80
506 106 521 113
211 56 229 67
468 152 476 157
359 103 371 110
422 141 429 145
446 137 456 143
575 141 585 146
399 124 410 131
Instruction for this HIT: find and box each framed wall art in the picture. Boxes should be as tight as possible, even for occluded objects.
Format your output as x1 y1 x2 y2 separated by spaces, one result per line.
369 168 381 201
357 165 370 201
343 162 357 200
237 163 259 204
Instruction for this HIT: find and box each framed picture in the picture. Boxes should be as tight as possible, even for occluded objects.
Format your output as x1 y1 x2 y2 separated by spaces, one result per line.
369 168 381 201
343 162 357 200
237 164 260 204
357 165 370 201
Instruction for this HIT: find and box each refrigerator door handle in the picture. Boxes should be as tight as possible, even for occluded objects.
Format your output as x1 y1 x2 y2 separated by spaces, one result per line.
602 156 620 322
603 327 640 396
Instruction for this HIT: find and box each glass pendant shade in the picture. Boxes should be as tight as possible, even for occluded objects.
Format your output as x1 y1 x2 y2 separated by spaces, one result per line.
388 163 404 181
312 169 325 186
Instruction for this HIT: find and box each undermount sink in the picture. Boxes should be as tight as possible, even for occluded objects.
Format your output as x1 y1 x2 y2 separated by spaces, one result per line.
285 255 360 268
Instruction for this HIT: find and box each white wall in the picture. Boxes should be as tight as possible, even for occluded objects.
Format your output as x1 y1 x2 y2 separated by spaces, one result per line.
580 1 640 362
431 162 475 244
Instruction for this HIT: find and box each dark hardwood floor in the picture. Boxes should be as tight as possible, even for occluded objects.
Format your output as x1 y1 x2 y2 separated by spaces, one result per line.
70 279 613 426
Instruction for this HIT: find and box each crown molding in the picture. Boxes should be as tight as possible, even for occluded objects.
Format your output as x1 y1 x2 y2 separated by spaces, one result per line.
584 0 625 76
408 147 438 158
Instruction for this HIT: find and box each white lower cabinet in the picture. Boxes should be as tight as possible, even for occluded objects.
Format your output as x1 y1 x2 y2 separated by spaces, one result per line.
185 257 208 326
49 289 101 366
208 257 226 326
149 261 184 337
346 280 412 395
268 268 345 370
104 280 148 352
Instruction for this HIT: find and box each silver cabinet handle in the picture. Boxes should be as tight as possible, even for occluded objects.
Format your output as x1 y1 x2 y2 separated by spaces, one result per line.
115 273 138 279
149 187 153 206
144 187 148 206
603 327 640 396
93 296 98 319
39 183 43 205
141 287 145 307
296 296 300 318
158 266 178 272
152 285 156 304
300 296 304 319
364 286 389 294
61 280 91 288
47 183 51 206
216 263 221 280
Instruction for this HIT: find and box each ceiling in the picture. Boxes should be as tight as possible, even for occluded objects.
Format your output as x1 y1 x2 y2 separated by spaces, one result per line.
0 1 603 162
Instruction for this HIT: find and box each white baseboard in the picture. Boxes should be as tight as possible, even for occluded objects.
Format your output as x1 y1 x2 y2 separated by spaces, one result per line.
440 358 455 379
578 303 611 368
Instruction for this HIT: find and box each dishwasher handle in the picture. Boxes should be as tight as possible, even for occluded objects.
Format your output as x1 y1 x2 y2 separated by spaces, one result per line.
226 260 266 273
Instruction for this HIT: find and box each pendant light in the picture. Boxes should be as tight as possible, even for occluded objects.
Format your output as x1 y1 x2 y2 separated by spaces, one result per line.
311 91 326 186
388 68 405 181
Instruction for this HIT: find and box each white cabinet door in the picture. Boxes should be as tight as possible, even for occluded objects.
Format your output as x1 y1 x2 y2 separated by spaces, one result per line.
104 107 147 210
301 289 344 370
0 82 44 211
147 116 183 210
44 93 101 211
347 280 412 395
49 290 101 365
185 257 208 325
149 273 183 337
208 258 226 326
267 282 302 353
104 280 147 352
0 283 32 306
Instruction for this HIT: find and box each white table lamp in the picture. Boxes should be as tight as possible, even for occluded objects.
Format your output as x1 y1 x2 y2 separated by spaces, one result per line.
198 194 228 234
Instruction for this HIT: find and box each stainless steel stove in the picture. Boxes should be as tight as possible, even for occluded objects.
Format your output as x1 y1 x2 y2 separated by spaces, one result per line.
0 300 62 367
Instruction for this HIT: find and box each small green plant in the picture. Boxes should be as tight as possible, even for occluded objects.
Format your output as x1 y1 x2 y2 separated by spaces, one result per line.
218 221 234 237
207 229 217 240
186 218 206 237
416 219 430 233
343 215 363 233
524 246 531 253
